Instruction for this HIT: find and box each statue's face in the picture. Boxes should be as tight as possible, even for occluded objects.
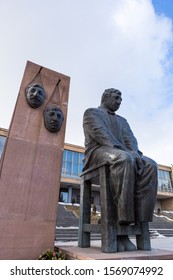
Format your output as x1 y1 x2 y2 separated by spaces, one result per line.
104 92 122 112
25 83 46 108
44 107 64 133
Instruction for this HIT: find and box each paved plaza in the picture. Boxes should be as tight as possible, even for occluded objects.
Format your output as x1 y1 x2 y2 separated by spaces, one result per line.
55 236 173 260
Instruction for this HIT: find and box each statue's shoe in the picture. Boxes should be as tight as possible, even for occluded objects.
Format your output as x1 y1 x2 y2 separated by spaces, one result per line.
119 235 136 251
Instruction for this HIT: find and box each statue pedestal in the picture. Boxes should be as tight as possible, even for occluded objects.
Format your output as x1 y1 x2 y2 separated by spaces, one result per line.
56 242 173 260
0 61 70 259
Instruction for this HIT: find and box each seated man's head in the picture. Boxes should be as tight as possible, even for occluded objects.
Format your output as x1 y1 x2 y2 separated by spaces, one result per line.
43 105 64 133
101 88 122 112
25 83 46 108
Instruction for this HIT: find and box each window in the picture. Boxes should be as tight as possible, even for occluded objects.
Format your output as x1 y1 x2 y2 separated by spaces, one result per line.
0 136 6 157
77 195 80 204
59 189 68 203
158 169 173 192
61 149 84 179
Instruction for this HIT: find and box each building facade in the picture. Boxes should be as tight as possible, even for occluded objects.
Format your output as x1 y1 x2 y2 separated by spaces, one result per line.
0 127 173 211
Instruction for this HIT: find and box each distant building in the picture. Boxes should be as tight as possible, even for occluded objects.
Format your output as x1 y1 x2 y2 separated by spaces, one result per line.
0 127 173 211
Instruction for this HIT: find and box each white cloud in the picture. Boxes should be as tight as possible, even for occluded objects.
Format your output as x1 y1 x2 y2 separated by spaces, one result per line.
0 0 173 165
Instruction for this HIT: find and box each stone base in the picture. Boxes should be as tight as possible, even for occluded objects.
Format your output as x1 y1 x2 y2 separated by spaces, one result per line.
56 245 173 260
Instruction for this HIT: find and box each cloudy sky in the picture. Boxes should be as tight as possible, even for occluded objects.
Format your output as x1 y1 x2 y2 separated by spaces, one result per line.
0 0 173 166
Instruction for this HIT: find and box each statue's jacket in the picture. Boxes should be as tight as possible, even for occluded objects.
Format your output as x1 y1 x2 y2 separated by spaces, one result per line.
83 106 140 170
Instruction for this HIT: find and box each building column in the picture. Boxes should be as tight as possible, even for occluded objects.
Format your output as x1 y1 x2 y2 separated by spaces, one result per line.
68 186 72 203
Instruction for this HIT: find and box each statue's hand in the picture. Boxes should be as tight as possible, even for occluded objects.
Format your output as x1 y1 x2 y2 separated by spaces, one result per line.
130 151 144 176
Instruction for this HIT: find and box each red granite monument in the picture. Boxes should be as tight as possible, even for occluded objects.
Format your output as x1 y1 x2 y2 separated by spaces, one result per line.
0 61 70 259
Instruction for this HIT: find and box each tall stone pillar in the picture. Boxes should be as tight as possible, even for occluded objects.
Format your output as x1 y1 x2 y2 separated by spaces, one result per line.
68 186 73 203
0 61 70 259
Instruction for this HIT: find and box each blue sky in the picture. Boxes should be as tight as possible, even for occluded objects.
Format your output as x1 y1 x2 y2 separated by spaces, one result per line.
0 0 173 166
153 0 173 19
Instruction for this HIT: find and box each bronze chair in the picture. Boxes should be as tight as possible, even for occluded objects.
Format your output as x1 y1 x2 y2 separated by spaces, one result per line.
78 162 151 253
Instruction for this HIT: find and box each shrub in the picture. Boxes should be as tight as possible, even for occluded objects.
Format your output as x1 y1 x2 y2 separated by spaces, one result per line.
38 249 65 260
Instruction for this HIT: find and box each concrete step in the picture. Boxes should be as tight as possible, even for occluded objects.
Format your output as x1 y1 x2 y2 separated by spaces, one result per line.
55 227 173 242
55 205 173 241
56 204 79 227
55 227 101 241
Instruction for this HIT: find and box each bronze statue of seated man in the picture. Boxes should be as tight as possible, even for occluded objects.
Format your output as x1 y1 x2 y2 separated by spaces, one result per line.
82 88 158 251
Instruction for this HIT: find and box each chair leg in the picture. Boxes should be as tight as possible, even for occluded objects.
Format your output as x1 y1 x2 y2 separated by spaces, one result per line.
99 165 117 253
136 222 151 250
78 177 91 248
